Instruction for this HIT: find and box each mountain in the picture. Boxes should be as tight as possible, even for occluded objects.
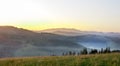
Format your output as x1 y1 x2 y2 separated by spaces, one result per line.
0 26 85 58
70 34 120 50
39 28 120 36
38 28 86 36
38 28 109 36
39 28 120 50
0 26 120 58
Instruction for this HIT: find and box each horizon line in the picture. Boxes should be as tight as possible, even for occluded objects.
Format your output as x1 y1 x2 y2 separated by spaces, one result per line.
0 25 120 33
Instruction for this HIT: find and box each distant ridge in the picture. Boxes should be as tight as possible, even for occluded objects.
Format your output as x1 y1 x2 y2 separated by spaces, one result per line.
37 28 120 50
38 28 85 36
0 26 85 57
38 28 120 37
0 26 120 58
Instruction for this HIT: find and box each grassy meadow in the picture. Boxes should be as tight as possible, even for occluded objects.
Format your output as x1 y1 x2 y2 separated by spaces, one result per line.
0 53 120 66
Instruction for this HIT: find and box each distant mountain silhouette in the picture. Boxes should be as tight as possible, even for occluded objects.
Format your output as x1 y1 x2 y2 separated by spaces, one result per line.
38 28 107 36
0 26 85 57
39 28 120 50
39 28 86 36
0 26 120 58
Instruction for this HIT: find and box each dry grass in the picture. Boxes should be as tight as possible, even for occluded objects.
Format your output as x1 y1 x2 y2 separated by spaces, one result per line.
0 53 120 66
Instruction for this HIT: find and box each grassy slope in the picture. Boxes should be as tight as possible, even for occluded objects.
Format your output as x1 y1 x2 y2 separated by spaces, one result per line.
0 53 120 66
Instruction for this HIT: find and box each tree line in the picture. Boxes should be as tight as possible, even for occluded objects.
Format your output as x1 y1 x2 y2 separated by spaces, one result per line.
61 47 120 56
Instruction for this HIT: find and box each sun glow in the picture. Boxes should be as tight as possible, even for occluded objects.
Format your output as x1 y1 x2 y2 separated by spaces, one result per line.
0 0 120 32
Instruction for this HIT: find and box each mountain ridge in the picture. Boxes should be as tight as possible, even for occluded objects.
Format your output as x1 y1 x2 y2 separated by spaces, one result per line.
37 28 120 37
38 28 120 50
0 26 85 57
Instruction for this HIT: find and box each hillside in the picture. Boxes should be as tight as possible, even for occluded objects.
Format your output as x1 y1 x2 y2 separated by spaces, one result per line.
0 26 85 57
0 53 119 66
72 34 120 50
0 26 120 58
39 28 85 36
39 28 120 50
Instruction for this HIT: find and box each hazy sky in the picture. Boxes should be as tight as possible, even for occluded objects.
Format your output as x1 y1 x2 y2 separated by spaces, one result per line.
0 0 120 32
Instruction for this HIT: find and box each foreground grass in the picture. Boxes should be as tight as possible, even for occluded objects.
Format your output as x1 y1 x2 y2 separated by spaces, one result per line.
0 53 120 66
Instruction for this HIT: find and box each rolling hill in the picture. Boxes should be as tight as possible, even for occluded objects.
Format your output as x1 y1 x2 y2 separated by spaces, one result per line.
39 28 120 50
0 26 85 58
38 28 85 36
0 26 120 58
